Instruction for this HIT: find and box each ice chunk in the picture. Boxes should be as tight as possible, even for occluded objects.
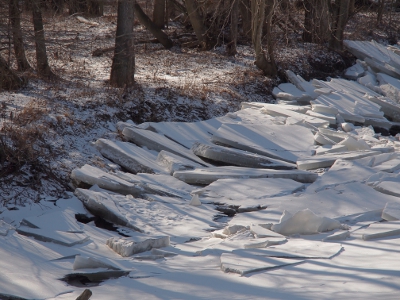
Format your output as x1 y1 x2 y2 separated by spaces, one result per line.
73 255 119 270
0 220 14 236
71 164 147 196
357 221 400 240
211 123 316 163
272 83 313 102
220 252 301 275
286 70 319 99
222 225 248 235
157 150 202 175
173 166 318 185
151 248 178 257
314 132 336 145
106 236 170 257
189 194 201 206
382 202 400 221
377 73 400 102
16 227 89 246
341 122 355 132
191 142 296 170
122 126 210 167
345 62 366 80
271 209 342 236
373 158 400 173
374 180 400 197
306 110 336 125
95 139 167 174
338 136 370 151
357 71 377 87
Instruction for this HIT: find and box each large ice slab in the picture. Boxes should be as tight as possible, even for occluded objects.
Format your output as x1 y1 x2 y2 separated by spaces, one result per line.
211 123 315 163
71 164 147 196
95 139 167 174
357 221 400 240
260 104 329 128
122 126 211 166
272 83 314 102
377 72 400 102
173 166 318 185
195 178 304 202
16 227 89 246
75 189 220 239
147 119 222 148
220 252 301 275
297 150 378 170
191 142 296 169
106 236 170 257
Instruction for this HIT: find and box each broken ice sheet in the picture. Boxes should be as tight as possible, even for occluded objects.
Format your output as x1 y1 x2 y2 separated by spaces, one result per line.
173 166 318 185
211 123 316 163
191 142 296 169
271 209 343 236
382 202 400 221
220 252 302 276
75 189 221 239
194 178 304 201
73 255 119 270
246 239 343 259
16 227 89 247
21 209 83 233
157 150 203 175
357 221 400 241
95 139 167 174
0 220 14 236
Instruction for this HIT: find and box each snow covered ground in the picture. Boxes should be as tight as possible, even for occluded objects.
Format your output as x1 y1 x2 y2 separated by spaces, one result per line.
3 40 400 298
2 7 400 300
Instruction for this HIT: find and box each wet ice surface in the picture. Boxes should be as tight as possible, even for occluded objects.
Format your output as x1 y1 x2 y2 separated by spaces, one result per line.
4 41 400 299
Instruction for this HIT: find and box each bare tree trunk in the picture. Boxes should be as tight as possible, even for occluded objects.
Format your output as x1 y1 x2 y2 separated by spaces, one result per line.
153 0 165 28
377 0 385 24
184 0 212 50
9 0 31 71
303 0 330 44
226 0 239 55
251 0 277 76
0 56 24 90
329 0 350 52
135 2 173 49
110 0 135 88
32 0 55 79
349 0 355 15
240 0 252 39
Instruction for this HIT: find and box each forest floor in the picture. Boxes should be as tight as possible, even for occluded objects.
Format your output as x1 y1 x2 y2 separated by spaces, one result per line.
0 4 399 205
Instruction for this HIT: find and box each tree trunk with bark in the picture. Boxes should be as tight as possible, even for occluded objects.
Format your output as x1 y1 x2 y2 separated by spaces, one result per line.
184 0 212 50
240 0 252 39
303 0 330 44
135 2 173 49
110 0 135 88
377 0 385 24
251 0 277 76
32 0 55 79
9 0 31 71
226 0 239 55
153 0 165 28
0 56 24 90
329 0 350 51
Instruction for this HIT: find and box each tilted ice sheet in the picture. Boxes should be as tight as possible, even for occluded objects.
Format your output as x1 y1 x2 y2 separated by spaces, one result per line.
195 178 304 201
75 189 221 240
95 139 168 174
211 123 316 163
122 126 211 167
191 142 296 169
173 166 318 185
